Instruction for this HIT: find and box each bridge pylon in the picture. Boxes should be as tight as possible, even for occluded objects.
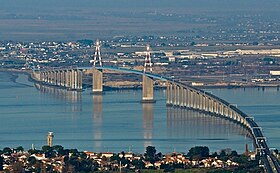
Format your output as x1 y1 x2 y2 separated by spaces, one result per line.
92 39 103 94
142 45 155 103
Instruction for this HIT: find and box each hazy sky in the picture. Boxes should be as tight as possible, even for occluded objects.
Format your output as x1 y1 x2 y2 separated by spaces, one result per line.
1 0 280 11
1 0 280 41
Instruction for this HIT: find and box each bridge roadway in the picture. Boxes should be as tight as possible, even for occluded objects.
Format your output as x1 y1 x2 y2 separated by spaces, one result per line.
35 66 280 172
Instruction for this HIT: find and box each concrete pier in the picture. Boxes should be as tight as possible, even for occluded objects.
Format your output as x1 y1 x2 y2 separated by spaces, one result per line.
71 69 76 90
141 75 155 103
166 82 173 106
92 68 103 94
65 70 71 88
77 70 83 90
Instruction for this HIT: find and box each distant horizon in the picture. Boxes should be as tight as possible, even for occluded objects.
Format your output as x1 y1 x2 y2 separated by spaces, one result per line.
0 0 280 41
1 0 280 10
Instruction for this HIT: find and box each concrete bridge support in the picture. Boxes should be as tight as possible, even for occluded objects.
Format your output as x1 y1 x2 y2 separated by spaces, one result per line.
166 82 173 106
51 71 54 85
173 85 178 106
40 72 44 82
46 72 49 83
194 92 198 109
224 107 228 118
55 71 59 86
206 97 209 112
142 75 155 103
199 94 203 110
71 69 77 90
50 71 55 85
77 70 83 90
183 89 187 107
202 95 206 111
60 71 65 87
53 71 56 85
176 86 180 106
92 68 103 94
197 93 201 110
57 71 61 86
219 103 223 116
65 70 71 88
190 91 194 109
214 100 219 115
179 87 184 107
47 72 50 84
187 90 191 108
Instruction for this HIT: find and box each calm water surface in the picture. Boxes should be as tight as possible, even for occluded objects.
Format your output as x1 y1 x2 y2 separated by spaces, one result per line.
0 72 279 153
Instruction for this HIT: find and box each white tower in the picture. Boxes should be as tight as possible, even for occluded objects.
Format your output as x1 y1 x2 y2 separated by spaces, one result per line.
93 39 102 67
143 45 153 73
47 132 54 147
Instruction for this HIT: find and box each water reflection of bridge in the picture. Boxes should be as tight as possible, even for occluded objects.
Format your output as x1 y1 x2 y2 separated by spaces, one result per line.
34 83 82 113
88 93 253 153
92 95 103 149
167 107 252 140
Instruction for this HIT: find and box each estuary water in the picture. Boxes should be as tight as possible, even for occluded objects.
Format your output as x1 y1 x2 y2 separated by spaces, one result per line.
0 72 279 154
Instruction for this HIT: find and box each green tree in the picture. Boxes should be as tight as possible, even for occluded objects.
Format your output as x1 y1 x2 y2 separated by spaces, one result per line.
220 150 226 157
28 149 42 155
187 146 209 160
0 156 3 171
3 147 12 155
27 156 37 165
52 145 63 152
110 154 121 161
145 146 157 163
15 146 24 152
230 150 238 157
132 160 145 169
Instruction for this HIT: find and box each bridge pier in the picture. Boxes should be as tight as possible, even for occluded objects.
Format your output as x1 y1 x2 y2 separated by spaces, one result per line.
141 75 155 103
77 70 83 90
46 72 50 83
191 91 195 108
183 88 187 107
53 71 56 85
47 72 50 84
199 94 203 110
65 70 71 88
179 87 184 107
50 71 55 85
60 71 65 87
49 71 52 84
219 103 223 116
43 72 46 82
57 71 62 86
193 92 197 109
55 71 59 86
166 82 173 106
202 95 206 111
92 68 103 94
187 90 191 108
176 85 180 106
196 93 200 110
71 69 77 90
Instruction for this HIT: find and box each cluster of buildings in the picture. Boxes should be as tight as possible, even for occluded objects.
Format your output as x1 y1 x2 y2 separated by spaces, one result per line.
1 38 280 88
1 149 243 172
1 38 280 70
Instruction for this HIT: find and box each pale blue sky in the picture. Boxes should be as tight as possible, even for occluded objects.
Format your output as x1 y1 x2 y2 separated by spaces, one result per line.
0 0 279 11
